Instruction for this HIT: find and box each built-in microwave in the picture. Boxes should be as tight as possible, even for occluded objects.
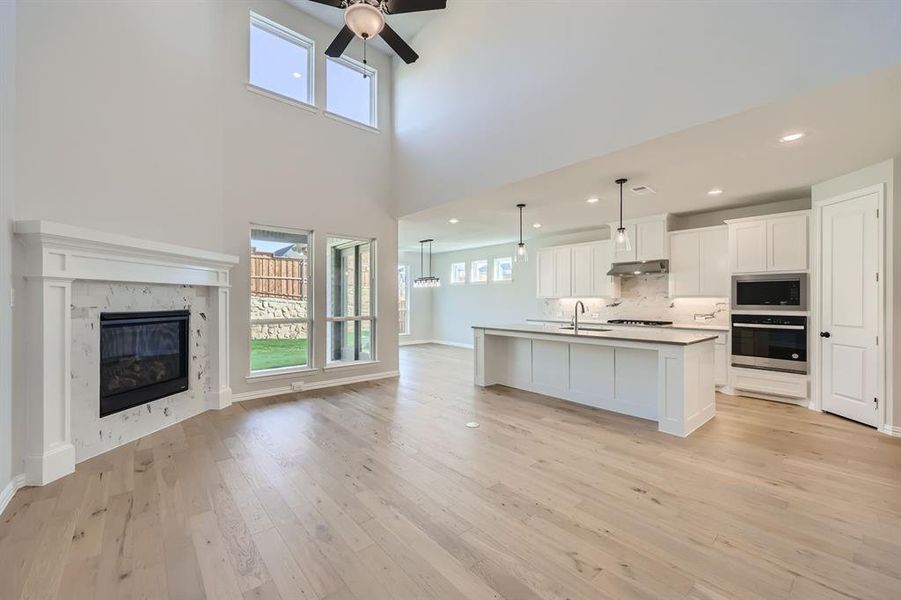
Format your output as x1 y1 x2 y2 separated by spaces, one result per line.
731 273 807 311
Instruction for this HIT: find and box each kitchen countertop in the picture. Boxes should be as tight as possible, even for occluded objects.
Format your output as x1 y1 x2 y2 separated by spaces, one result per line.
473 323 719 346
526 318 729 332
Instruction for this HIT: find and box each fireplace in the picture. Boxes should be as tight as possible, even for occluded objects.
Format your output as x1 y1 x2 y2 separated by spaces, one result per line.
99 310 190 417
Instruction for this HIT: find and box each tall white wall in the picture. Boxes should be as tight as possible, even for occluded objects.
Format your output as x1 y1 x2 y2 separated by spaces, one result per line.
393 1 901 216
0 0 16 500
812 159 899 430
9 0 399 484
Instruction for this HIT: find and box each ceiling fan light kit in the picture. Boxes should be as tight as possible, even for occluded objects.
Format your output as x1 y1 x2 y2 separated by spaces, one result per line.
312 0 447 65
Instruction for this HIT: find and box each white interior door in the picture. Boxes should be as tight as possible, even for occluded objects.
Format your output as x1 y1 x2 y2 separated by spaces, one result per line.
820 190 880 427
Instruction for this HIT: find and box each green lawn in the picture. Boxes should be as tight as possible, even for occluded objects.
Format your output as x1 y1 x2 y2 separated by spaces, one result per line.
251 338 308 371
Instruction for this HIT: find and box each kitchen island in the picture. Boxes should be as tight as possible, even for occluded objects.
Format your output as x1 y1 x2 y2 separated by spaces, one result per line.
472 323 718 437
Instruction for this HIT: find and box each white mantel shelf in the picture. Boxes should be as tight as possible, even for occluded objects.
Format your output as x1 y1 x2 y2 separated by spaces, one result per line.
14 220 239 486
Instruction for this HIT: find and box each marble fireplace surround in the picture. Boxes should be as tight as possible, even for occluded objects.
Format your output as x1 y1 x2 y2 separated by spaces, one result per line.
14 221 238 486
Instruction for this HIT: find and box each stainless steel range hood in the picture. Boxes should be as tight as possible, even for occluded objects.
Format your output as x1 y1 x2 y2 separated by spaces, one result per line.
607 260 669 277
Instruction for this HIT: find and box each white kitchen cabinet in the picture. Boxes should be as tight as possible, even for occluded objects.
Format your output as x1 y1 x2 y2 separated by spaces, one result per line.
536 248 556 298
571 244 593 297
608 214 670 263
767 213 808 271
714 343 728 386
727 211 809 274
554 247 572 297
668 226 729 297
590 241 618 297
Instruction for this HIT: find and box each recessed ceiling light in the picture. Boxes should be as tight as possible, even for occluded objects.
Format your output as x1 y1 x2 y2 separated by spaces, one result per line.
448 218 459 224
532 223 542 228
708 188 724 196
779 132 805 143
587 196 600 204
292 72 302 78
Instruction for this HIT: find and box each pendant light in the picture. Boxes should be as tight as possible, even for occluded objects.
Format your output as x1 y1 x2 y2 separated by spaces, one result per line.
413 238 440 288
513 203 528 263
613 178 632 252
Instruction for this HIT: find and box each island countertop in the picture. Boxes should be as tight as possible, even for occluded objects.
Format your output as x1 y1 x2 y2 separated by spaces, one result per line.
472 323 718 346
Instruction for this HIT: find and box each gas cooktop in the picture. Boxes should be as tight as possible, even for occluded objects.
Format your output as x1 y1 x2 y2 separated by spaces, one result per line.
606 319 674 327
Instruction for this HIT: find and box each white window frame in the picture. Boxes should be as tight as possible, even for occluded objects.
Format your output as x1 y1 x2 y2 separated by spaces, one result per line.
247 224 315 379
470 259 488 285
325 235 378 368
450 262 467 285
398 264 411 336
247 12 316 109
492 256 513 283
325 55 378 130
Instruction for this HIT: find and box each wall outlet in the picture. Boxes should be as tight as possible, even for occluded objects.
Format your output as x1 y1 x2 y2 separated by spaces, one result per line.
290 381 305 392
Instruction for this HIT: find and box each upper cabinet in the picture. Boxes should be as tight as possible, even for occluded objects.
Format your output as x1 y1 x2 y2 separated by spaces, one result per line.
668 225 729 297
536 241 619 299
726 211 809 274
608 214 670 263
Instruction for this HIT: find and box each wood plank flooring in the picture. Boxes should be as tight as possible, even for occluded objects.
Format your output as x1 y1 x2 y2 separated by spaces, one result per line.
2 343 901 599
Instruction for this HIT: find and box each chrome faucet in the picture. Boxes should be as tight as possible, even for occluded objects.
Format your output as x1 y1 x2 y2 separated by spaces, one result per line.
573 301 587 334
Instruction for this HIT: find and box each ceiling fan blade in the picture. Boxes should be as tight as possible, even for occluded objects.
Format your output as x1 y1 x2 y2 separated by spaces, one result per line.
385 0 446 14
307 0 345 8
325 25 355 58
379 23 419 64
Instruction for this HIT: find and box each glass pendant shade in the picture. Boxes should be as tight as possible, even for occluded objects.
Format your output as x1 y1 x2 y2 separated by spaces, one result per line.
413 238 439 288
613 227 631 252
514 242 528 263
345 2 385 39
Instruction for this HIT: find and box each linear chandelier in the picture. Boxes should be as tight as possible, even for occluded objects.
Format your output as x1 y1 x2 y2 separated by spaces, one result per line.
413 238 440 288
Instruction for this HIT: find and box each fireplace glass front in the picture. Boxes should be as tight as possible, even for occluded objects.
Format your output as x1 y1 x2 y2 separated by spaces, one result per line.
99 310 190 417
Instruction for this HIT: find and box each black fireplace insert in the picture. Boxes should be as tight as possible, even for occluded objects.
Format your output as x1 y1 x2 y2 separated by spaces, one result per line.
99 310 190 417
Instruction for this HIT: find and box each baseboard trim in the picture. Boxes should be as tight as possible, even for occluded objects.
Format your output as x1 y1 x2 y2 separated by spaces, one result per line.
399 338 432 347
233 370 400 403
879 424 901 437
0 473 27 518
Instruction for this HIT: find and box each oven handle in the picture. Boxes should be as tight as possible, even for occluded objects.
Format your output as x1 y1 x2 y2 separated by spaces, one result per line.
732 323 806 330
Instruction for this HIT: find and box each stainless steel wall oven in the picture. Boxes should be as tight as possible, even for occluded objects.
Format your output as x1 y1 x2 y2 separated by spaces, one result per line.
731 314 808 374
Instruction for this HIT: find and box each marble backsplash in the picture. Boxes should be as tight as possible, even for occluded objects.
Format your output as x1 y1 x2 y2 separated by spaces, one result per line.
540 274 729 327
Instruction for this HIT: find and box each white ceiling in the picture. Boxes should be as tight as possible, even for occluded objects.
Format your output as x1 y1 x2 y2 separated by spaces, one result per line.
400 66 901 253
285 0 438 56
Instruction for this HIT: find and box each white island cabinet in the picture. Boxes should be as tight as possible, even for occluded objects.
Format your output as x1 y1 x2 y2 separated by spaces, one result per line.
473 324 717 437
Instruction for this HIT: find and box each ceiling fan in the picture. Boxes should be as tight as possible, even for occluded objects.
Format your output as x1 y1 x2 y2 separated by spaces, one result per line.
309 0 447 65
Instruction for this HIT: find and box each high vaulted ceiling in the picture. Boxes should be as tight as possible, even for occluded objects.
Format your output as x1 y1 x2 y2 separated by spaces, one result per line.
393 0 901 221
399 65 901 253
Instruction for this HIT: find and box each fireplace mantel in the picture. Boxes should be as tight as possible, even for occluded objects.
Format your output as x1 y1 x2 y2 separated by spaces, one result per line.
14 220 239 485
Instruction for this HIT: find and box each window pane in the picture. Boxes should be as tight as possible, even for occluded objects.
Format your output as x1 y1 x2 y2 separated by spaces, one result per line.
398 265 409 335
471 260 488 283
493 257 513 281
451 262 466 284
250 227 310 371
327 236 376 364
326 57 375 126
249 19 312 104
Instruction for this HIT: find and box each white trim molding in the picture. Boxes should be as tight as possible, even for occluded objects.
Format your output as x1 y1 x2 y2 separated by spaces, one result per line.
880 424 901 437
0 474 27 518
233 370 399 403
14 221 238 486
400 339 474 350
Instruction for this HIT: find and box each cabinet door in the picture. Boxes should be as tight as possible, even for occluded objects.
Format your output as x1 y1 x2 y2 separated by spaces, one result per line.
669 231 700 297
570 245 593 297
767 214 808 271
729 220 767 273
715 344 728 386
699 226 729 296
611 223 637 263
554 248 572 297
536 248 556 297
636 219 667 261
590 241 616 297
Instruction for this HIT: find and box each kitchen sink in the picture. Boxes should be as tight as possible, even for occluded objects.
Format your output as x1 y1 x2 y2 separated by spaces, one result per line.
558 325 611 332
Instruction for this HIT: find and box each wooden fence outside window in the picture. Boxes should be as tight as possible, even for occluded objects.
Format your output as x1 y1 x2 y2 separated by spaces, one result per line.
251 252 308 300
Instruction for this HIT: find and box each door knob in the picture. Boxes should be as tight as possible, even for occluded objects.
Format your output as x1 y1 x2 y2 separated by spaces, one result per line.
820 331 831 338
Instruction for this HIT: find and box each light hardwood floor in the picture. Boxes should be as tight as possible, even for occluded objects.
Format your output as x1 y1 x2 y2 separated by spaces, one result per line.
2 344 901 599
